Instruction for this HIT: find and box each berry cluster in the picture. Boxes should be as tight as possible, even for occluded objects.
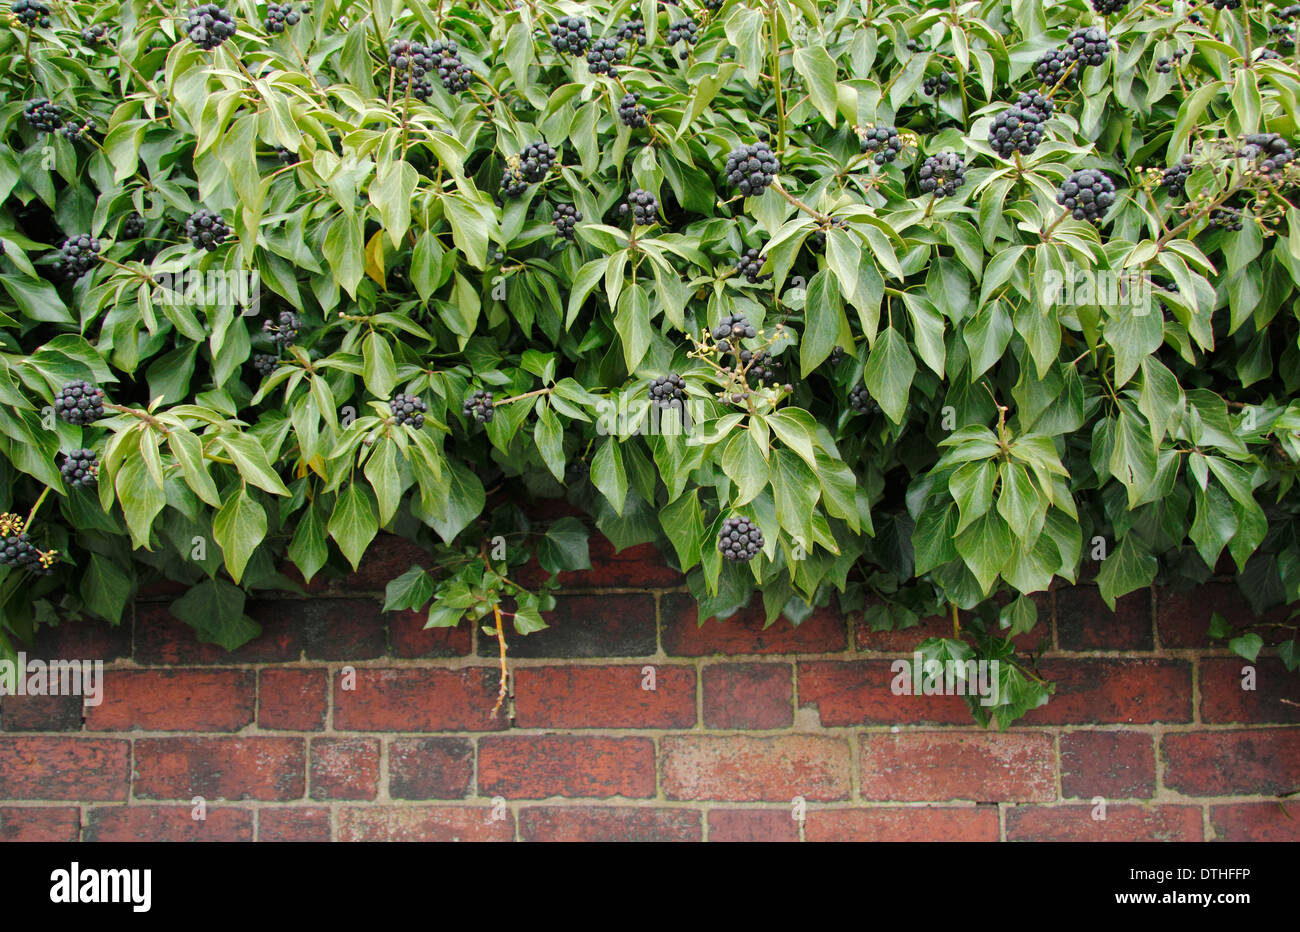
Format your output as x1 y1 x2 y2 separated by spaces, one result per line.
1090 0 1127 13
1238 133 1295 176
265 2 300 32
724 142 779 196
81 24 107 44
922 72 952 96
857 124 905 165
828 345 848 365
252 353 278 377
739 349 784 387
54 380 105 425
618 92 648 128
122 213 146 239
1057 169 1117 223
735 247 770 283
11 0 50 28
60 449 99 489
275 145 297 165
918 152 967 198
552 204 582 240
1256 48 1283 61
849 384 879 415
58 116 92 141
55 234 100 280
1065 27 1111 69
1210 0 1240 8
500 166 528 198
808 217 848 252
1161 155 1193 197
620 189 658 225
518 141 557 182
648 374 687 410
186 4 237 51
614 19 646 46
23 98 63 133
717 515 763 562
712 313 757 346
1271 23 1297 50
0 530 54 574
390 392 427 428
666 18 698 57
186 209 231 250
988 94 1052 159
263 310 301 347
1210 207 1244 230
1034 48 1074 87
587 37 625 76
549 16 590 55
428 39 471 93
463 389 494 423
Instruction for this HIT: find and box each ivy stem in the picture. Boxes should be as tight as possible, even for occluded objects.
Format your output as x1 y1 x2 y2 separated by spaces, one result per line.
494 387 552 406
99 255 155 284
490 599 509 717
1040 209 1069 240
24 486 51 532
1045 58 1079 99
950 602 961 639
766 0 786 153
771 181 830 223
103 402 171 434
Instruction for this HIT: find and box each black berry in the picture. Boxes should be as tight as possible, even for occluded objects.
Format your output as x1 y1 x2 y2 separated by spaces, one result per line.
849 384 879 415
22 98 63 133
1238 132 1295 175
1056 168 1117 223
185 208 231 250
858 124 904 165
122 213 146 239
618 92 648 128
463 389 494 423
1065 27 1111 69
917 152 967 198
1210 207 1244 231
1034 48 1075 88
53 380 106 426
712 313 757 344
922 72 952 96
252 353 278 377
263 310 300 347
11 0 49 28
518 141 557 182
1091 0 1127 13
552 204 582 240
987 96 1051 159
60 448 98 488
1161 155 1193 197
429 39 471 93
549 16 590 55
619 189 658 225
265 2 300 32
81 24 107 43
390 392 427 428
186 4 237 51
648 373 687 410
666 18 698 47
735 247 769 283
613 19 646 46
717 515 763 562
723 142 779 197
586 37 625 76
54 234 100 280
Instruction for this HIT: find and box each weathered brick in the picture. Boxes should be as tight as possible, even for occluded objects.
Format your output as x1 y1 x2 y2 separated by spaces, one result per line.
703 663 792 729
337 806 513 841
860 732 1055 803
1156 584 1287 649
85 669 254 732
84 805 253 841
310 737 379 800
1199 658 1300 724
346 534 430 590
477 594 657 658
707 809 799 841
1162 729 1300 796
248 599 386 660
662 735 851 801
662 593 847 656
1209 802 1300 841
855 612 947 653
479 736 655 799
513 664 695 729
0 692 83 732
332 668 506 732
258 667 327 731
133 737 305 801
519 806 700 841
0 806 80 841
797 660 970 726
259 806 332 842
0 737 128 800
1056 586 1153 651
805 806 1000 842
1020 659 1192 725
389 738 474 799
134 604 301 665
1006 804 1203 841
388 609 473 658
1060 731 1156 799
29 613 131 661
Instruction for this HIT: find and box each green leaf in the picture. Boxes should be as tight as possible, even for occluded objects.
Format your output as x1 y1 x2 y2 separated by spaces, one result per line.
1096 534 1158 609
792 45 840 126
661 489 705 571
213 486 267 584
329 485 378 570
591 439 628 515
80 554 132 624
863 327 915 425
537 516 591 574
170 579 260 651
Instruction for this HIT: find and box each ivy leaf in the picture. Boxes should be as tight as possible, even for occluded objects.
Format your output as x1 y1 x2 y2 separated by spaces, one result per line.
537 516 591 574
591 439 628 515
329 485 379 570
170 579 260 651
80 554 132 624
1228 632 1264 663
661 489 705 571
384 565 435 612
863 326 915 425
1096 534 1158 609
212 486 267 584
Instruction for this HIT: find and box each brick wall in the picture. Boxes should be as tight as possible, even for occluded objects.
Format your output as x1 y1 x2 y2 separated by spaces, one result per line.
1 534 1298 842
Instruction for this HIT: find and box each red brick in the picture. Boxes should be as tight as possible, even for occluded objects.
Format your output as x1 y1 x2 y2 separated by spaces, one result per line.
662 593 847 656
513 665 696 729
332 668 506 732
1156 584 1287 649
258 668 327 731
337 806 513 841
478 736 655 799
1060 731 1156 799
1162 729 1300 796
519 806 701 841
133 737 305 801
345 534 431 590
388 609 473 658
797 660 970 726
134 604 302 665
662 735 851 801
855 612 948 652
1006 804 1203 841
704 663 792 729
389 738 474 799
707 809 799 841
0 692 83 731
0 737 128 800
1056 586 1153 651
805 807 1000 841
477 594 657 658
860 732 1055 802
28 614 131 661
0 806 80 841
85 669 254 732
83 805 253 841
259 807 332 842
248 599 386 660
1200 658 1300 724
1210 802 1300 841
514 520 683 588
310 737 379 800
1020 659 1192 725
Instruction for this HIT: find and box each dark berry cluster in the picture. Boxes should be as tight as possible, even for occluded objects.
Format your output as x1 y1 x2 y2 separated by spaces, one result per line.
186 4 237 51
1210 0 1240 8
387 38 431 73
666 18 698 57
918 152 967 198
1065 27 1111 68
614 19 646 46
1161 155 1193 197
1238 133 1295 175
1034 48 1074 87
1280 4 1300 19
55 234 100 280
988 95 1051 159
518 141 557 182
735 247 769 283
1090 0 1127 13
23 98 63 133
263 310 300 347
1256 48 1283 61
648 374 687 410
0 532 50 573
906 38 922 52
828 345 848 365
549 16 590 55
724 142 779 196
712 313 757 345
390 392 427 428
849 384 879 415
60 449 98 489
717 515 763 562
552 204 582 240
54 380 105 425
500 166 528 198
265 2 300 32
186 209 231 250
739 349 784 386
1271 24 1297 49
463 389 494 423
858 124 904 165
11 0 50 28
428 39 471 93
81 24 107 43
619 189 658 225
618 92 648 128
1057 169 1117 223
587 37 625 76
922 72 952 96
252 353 278 377
1210 207 1244 230
58 116 92 141
122 213 146 239
808 217 848 252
